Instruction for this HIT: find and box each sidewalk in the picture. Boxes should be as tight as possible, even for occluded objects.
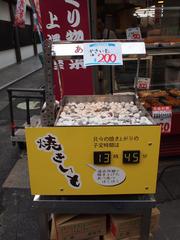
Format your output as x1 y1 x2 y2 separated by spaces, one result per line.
0 56 42 91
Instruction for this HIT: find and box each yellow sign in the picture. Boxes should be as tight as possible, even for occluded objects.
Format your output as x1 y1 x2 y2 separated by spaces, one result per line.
25 126 161 195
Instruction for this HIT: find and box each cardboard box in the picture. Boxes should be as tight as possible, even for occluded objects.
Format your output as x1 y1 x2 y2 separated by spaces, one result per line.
110 208 160 240
50 216 56 240
50 215 76 240
104 232 116 240
51 214 106 240
103 232 154 240
87 237 101 240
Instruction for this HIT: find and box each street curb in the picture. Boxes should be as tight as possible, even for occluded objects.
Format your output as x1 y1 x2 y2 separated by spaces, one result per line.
0 67 42 91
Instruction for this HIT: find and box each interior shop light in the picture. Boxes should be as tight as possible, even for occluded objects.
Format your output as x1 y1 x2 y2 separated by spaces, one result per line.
134 5 155 18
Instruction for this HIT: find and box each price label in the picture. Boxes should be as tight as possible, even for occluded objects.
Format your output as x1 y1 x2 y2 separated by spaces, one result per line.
152 106 172 133
83 42 123 66
137 77 151 90
126 27 142 40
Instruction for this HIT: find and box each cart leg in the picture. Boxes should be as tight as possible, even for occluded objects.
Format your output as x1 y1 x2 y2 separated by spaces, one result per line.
39 211 49 240
140 208 152 240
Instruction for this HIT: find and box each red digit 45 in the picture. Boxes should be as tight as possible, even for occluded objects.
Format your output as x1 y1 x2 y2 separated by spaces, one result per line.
98 54 117 63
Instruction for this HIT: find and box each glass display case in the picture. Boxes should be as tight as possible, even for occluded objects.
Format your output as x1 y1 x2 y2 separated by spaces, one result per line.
113 51 180 157
96 0 180 157
138 50 180 157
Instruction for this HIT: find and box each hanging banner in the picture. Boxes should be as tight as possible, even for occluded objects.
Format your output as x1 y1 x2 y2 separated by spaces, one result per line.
39 0 93 100
30 0 42 31
14 0 26 28
152 106 172 134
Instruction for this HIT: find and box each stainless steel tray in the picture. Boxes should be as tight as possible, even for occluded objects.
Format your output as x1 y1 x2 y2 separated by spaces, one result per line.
55 94 156 126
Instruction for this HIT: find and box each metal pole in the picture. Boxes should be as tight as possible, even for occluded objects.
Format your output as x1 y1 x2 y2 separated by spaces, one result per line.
38 211 49 240
30 9 38 56
26 98 31 125
140 208 152 240
29 0 44 46
44 40 55 126
134 56 141 96
89 0 98 94
8 2 22 63
110 66 113 94
7 90 15 138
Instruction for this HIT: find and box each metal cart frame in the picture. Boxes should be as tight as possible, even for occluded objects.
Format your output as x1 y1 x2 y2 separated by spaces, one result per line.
7 88 45 146
33 39 156 240
34 195 156 240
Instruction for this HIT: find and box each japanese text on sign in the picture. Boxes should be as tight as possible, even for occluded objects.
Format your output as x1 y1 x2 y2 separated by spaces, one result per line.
88 164 126 186
40 0 93 98
83 42 123 66
93 135 140 148
36 134 82 188
152 106 172 133
45 1 86 71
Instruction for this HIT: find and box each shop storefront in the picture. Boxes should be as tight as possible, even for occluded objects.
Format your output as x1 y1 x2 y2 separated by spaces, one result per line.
96 0 180 157
23 1 180 238
0 0 42 69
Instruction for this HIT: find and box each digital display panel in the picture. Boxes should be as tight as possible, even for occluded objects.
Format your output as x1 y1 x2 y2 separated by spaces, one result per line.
94 151 111 164
123 151 140 164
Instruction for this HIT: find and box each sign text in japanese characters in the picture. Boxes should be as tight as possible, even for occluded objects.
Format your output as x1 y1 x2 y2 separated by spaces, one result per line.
152 106 172 133
36 134 81 188
84 42 123 66
88 164 126 186
40 0 93 99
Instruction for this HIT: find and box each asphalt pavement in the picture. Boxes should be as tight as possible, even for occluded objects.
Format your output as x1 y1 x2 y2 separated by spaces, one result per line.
0 59 180 239
0 61 44 239
0 56 42 91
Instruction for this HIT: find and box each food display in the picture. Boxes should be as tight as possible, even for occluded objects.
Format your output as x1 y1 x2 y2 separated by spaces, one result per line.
56 96 153 126
168 88 180 97
139 97 164 109
138 88 180 110
162 96 180 107
138 90 168 98
138 91 152 98
139 99 151 109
